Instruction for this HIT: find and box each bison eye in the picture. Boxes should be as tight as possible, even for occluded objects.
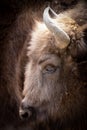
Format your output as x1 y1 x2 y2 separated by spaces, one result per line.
43 65 57 74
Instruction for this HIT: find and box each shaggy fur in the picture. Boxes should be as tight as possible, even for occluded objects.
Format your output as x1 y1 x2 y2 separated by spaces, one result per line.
20 0 87 130
0 0 80 130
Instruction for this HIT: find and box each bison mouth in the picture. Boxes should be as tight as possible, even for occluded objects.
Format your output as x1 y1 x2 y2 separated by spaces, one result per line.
19 106 62 130
19 106 49 124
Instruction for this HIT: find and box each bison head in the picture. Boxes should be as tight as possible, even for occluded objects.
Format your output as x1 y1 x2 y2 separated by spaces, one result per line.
19 7 87 129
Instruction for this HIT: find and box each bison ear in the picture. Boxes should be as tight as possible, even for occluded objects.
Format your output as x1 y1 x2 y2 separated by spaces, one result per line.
75 24 87 62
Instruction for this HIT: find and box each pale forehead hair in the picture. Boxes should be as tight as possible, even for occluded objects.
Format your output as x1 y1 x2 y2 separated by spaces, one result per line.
27 21 52 55
27 14 78 56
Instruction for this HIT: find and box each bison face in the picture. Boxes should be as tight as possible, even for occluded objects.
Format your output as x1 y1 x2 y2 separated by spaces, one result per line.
19 31 86 125
19 40 86 124
20 52 63 121
19 7 87 127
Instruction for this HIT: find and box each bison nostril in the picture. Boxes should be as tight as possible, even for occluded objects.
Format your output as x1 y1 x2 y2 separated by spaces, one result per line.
19 101 36 120
21 111 28 119
19 109 32 120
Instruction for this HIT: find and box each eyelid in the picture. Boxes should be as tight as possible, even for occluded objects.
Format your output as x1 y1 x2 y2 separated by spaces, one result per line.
38 57 50 64
39 59 60 68
38 54 58 65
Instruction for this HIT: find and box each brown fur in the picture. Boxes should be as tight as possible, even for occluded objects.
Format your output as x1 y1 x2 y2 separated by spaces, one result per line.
0 0 80 130
0 1 33 130
20 1 87 130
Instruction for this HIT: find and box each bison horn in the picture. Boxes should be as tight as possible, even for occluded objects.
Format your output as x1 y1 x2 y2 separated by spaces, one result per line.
43 7 70 49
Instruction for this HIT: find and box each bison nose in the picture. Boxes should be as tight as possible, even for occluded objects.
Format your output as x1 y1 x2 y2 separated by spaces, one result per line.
19 101 33 120
19 109 32 120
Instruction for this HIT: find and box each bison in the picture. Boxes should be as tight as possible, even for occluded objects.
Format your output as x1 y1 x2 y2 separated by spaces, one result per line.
0 0 78 129
19 1 87 130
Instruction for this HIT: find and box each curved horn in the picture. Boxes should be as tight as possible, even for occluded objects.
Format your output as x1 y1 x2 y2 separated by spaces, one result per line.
43 7 70 49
